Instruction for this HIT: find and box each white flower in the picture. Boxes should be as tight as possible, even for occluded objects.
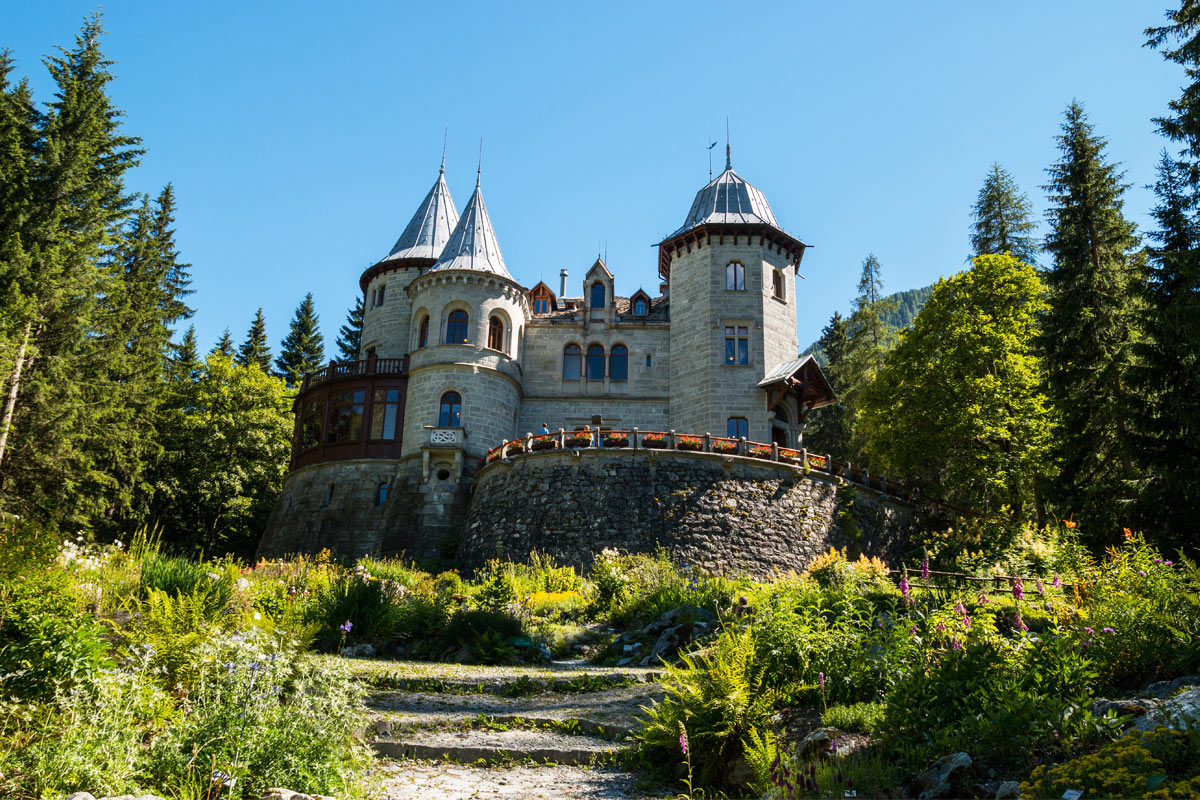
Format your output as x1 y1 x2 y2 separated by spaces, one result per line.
253 612 262 621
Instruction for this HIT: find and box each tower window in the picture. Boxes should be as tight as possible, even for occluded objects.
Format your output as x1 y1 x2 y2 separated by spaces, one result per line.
300 398 325 450
725 326 749 365
772 269 785 300
646 353 652 368
488 316 505 352
727 417 749 440
377 284 386 306
369 388 400 440
590 282 606 308
446 310 469 344
321 483 335 508
634 298 648 316
327 390 365 442
563 344 582 379
610 344 628 381
377 482 388 506
418 315 429 348
726 261 745 291
586 344 605 380
438 391 462 427
369 288 377 308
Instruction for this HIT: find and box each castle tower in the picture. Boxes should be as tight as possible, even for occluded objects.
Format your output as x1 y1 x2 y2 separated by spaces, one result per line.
659 149 810 445
403 173 529 483
359 165 459 359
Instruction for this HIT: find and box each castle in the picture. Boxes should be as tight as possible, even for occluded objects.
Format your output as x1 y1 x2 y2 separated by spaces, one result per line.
257 148 915 573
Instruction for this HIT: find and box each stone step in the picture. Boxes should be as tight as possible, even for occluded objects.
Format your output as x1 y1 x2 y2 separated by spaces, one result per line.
371 727 627 765
368 671 655 695
374 712 636 740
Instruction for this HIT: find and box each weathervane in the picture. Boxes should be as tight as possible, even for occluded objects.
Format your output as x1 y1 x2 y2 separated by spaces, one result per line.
708 140 718 180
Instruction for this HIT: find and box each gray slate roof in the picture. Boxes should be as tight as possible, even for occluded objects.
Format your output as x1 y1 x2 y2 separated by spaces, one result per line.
430 181 511 278
671 164 782 237
758 354 819 387
383 168 459 262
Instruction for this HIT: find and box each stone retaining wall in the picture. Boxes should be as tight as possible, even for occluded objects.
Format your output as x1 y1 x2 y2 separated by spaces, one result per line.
458 448 915 576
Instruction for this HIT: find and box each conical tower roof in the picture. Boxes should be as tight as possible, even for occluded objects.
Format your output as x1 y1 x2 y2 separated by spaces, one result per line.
381 167 459 262
429 179 511 278
671 163 781 237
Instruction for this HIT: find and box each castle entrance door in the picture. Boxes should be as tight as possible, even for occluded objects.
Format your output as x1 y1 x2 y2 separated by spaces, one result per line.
771 426 789 448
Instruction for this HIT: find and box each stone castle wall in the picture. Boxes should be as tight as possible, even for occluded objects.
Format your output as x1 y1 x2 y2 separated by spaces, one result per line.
457 448 915 576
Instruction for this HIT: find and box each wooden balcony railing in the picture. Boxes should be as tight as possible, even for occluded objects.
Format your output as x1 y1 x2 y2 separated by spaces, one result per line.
300 355 407 392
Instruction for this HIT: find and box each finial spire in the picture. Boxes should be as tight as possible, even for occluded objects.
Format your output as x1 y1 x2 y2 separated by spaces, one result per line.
476 137 483 187
725 117 731 170
440 125 447 175
708 139 717 181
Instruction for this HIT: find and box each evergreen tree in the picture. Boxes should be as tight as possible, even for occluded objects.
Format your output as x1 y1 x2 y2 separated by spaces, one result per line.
237 308 271 371
336 295 363 361
860 254 1052 518
804 311 852 459
172 324 200 383
275 292 325 387
0 15 146 526
1137 7 1200 551
971 163 1039 263
1041 101 1142 543
842 254 897 462
212 328 234 357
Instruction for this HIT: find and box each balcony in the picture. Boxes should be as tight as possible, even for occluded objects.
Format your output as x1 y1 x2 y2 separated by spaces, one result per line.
300 355 407 392
425 427 465 448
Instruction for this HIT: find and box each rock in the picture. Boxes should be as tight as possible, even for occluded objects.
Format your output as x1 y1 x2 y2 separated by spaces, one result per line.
339 642 375 658
1091 697 1158 723
1144 675 1200 698
797 726 839 759
914 752 972 799
260 790 315 800
134 796 168 800
1132 687 1200 732
649 622 703 661
96 796 136 800
641 605 716 637
373 719 394 736
616 657 634 666
63 794 96 800
995 780 1021 799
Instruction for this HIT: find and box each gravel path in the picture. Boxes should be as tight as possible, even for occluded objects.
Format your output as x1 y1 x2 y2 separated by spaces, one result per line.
377 761 660 799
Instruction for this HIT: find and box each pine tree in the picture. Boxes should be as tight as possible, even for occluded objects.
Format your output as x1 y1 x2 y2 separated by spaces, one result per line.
842 254 897 462
152 184 193 325
1041 102 1142 542
275 292 325 387
971 164 1039 264
172 324 200 382
212 328 234 356
804 311 852 459
1138 7 1200 550
336 295 363 361
237 308 271 371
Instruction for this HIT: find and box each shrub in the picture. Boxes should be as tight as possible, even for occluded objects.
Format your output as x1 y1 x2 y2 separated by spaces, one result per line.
310 570 405 647
0 610 113 699
140 553 213 598
440 609 526 663
822 701 885 734
121 585 232 690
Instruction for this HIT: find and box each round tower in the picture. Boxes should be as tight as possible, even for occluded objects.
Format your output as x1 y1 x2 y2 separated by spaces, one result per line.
404 173 529 480
658 147 810 446
359 164 459 359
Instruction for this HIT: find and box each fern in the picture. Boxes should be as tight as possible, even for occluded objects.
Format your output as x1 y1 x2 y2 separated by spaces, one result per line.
122 585 231 690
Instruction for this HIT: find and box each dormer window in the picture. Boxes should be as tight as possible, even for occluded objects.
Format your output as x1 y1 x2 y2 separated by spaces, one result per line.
630 290 651 317
534 297 549 314
634 298 647 316
590 282 606 309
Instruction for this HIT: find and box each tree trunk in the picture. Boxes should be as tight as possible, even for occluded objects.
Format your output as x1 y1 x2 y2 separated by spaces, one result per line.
0 318 32 471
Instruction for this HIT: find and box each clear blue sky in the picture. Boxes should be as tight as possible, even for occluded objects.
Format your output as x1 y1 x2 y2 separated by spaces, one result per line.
4 1 1182 353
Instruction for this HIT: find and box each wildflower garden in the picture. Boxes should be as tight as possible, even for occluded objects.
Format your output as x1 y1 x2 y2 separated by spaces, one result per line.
2 512 1198 799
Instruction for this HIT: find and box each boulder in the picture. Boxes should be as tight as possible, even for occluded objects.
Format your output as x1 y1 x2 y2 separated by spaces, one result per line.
339 643 375 658
63 794 96 800
260 791 316 800
641 605 716 637
914 752 972 799
995 780 1021 799
1091 697 1159 724
1144 675 1200 698
797 726 839 759
1132 687 1200 732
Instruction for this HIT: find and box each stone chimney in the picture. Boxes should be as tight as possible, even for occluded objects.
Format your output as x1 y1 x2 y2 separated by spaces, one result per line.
560 268 568 298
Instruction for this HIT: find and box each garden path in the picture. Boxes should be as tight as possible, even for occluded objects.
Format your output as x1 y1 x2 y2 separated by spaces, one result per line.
350 658 672 799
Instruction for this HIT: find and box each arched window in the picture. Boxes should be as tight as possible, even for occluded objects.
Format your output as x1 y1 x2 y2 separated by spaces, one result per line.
488 316 505 352
563 344 582 379
727 417 749 439
439 391 462 427
610 344 628 381
376 482 388 506
446 310 469 344
590 282 606 309
417 315 429 348
634 298 648 316
726 261 745 291
586 344 605 380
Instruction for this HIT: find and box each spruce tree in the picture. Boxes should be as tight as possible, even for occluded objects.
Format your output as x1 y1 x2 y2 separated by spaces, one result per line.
804 311 852 459
172 324 200 382
842 254 897 462
1041 102 1142 542
971 164 1039 263
1138 7 1200 550
237 308 271 371
275 292 325 387
212 328 234 357
336 295 363 361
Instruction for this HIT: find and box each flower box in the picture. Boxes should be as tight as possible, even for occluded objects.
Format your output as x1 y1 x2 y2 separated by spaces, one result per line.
677 436 703 452
779 448 800 464
565 434 592 448
531 437 557 451
711 440 738 454
603 434 629 448
486 451 501 463
642 434 667 449
504 443 525 457
748 446 772 459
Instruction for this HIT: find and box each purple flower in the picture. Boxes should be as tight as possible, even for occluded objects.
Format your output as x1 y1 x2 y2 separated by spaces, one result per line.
1012 579 1025 601
908 625 919 636
954 602 966 616
680 731 688 755
978 591 990 605
962 615 971 630
1138 570 1147 577
922 558 930 580
819 671 825 689
1052 575 1062 588
899 576 910 602
936 622 946 633
951 638 963 651
1036 580 1045 595
1165 561 1174 566
1154 558 1162 564
339 620 353 634
1083 626 1094 634
1015 615 1028 633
